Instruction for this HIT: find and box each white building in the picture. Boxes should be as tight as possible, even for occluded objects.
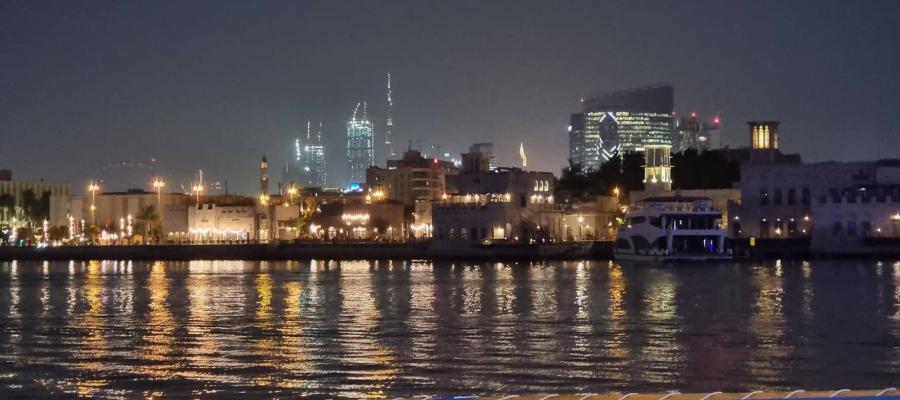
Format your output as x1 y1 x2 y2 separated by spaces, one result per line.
188 203 255 242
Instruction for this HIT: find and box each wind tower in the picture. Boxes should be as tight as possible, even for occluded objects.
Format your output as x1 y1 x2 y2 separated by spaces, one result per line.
385 72 395 164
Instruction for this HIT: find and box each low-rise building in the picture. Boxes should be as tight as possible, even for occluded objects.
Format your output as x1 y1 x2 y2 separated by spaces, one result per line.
366 150 458 207
433 168 562 244
0 171 71 228
810 185 900 254
561 196 621 241
188 203 256 243
312 201 405 240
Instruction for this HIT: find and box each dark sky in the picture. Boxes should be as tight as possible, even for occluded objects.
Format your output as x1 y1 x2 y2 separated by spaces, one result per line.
2 1 899 195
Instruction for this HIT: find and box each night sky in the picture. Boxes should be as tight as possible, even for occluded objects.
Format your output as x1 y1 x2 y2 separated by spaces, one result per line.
2 1 899 195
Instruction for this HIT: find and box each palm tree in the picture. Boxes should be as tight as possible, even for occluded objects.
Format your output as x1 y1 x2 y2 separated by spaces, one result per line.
135 205 160 241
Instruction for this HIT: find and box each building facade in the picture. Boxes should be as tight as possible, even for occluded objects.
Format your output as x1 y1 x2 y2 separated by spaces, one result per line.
347 102 375 186
0 174 71 228
434 168 562 244
294 121 327 188
366 150 458 207
570 84 675 170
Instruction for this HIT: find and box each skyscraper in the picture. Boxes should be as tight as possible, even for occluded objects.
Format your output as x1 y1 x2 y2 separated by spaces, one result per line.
569 84 674 170
294 121 327 188
347 102 375 186
384 73 395 164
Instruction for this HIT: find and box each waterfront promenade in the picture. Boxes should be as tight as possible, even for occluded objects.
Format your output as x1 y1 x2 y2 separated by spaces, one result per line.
0 241 614 261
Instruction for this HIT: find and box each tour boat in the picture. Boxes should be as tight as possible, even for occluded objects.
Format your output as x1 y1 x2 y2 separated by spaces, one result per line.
614 196 731 261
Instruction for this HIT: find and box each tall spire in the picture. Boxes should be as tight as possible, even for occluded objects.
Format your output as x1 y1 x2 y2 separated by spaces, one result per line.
519 142 527 168
306 120 311 141
385 72 395 162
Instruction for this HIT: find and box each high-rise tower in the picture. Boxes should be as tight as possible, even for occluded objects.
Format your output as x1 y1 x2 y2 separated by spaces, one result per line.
385 72 395 164
347 102 375 186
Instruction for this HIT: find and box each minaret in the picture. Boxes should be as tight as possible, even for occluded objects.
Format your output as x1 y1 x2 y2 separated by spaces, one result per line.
385 72 395 163
260 155 269 196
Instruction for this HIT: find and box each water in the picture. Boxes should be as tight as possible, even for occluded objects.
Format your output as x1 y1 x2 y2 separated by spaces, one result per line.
0 259 897 398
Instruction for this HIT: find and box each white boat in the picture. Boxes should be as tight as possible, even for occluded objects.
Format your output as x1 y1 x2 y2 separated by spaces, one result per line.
614 196 731 262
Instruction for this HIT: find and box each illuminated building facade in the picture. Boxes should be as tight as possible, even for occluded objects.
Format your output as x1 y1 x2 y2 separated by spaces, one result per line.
434 168 562 244
346 102 375 186
295 121 327 188
366 149 458 207
748 120 780 164
570 85 674 170
643 144 672 193
384 73 395 165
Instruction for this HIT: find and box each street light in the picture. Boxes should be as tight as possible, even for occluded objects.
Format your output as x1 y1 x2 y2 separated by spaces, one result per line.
152 178 165 209
192 183 204 206
88 181 100 226
288 183 297 205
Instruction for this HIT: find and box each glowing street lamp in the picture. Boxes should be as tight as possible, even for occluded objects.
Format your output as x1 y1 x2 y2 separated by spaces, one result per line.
287 183 297 205
192 183 204 205
152 178 165 209
88 181 100 225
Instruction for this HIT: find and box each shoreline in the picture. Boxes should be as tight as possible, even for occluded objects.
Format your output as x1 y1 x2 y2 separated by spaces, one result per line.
1 240 898 261
0 241 614 262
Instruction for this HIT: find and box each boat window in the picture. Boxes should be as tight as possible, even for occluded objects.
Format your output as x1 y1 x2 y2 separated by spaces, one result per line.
614 238 631 250
649 217 661 227
629 216 646 225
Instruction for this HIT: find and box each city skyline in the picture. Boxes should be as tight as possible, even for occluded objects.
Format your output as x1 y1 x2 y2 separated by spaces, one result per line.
2 1 900 195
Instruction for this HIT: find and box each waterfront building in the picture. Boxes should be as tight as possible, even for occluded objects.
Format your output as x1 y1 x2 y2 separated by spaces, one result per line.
434 168 562 244
188 202 255 243
570 84 674 170
347 102 375 186
810 183 900 254
468 143 495 171
365 149 458 207
728 121 900 240
293 121 327 188
77 190 189 240
0 171 71 228
560 196 620 241
311 201 405 240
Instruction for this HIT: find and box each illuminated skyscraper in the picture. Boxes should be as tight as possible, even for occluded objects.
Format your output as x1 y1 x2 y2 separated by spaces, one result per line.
347 102 375 186
569 84 674 170
294 121 327 188
384 73 395 164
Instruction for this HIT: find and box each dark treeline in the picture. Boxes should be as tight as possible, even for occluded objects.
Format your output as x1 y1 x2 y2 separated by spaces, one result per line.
557 149 740 199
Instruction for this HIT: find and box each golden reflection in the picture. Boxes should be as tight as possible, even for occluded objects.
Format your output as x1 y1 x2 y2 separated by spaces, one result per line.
608 262 626 319
251 271 276 387
137 261 175 379
340 260 399 398
275 280 312 387
75 260 108 396
747 262 790 382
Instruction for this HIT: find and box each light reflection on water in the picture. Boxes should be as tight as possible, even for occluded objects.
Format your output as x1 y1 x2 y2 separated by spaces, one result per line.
0 259 897 398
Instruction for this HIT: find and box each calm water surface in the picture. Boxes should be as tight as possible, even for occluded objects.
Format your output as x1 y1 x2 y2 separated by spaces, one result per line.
0 259 897 398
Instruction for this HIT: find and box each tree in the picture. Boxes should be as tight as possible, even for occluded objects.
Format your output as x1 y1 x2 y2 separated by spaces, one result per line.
556 152 645 201
671 149 740 189
47 225 69 242
0 194 14 222
135 205 161 241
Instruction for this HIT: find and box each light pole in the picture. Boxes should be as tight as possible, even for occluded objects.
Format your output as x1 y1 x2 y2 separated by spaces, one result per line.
192 183 203 206
152 178 165 210
88 181 100 226
288 183 297 205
